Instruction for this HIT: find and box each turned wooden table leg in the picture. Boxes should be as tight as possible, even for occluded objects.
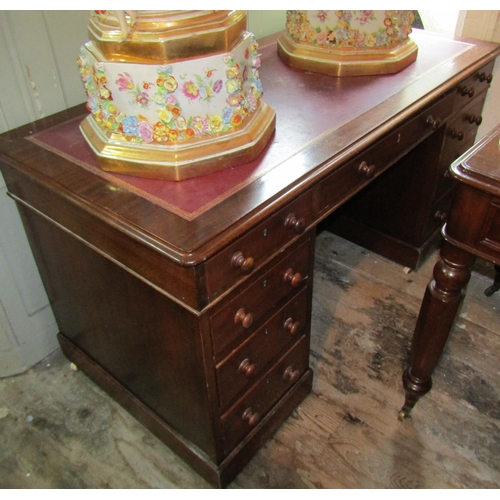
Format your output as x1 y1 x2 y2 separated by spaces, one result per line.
399 240 475 420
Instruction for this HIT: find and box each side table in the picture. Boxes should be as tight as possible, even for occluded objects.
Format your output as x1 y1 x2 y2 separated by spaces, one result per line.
400 123 500 419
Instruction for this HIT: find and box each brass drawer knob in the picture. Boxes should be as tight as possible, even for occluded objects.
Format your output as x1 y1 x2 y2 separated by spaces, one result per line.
231 251 255 274
234 308 254 329
242 407 260 427
283 268 302 288
283 366 300 384
284 317 301 336
358 161 375 179
238 358 256 378
284 213 305 234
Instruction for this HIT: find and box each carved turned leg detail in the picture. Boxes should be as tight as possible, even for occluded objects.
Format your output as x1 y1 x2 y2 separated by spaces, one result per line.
399 241 475 420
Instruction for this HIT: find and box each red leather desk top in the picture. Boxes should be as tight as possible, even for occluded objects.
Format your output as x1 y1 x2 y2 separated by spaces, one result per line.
27 30 470 221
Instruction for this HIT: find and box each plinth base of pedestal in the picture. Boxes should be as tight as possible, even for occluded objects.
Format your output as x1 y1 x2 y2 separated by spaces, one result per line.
277 33 418 77
80 102 276 181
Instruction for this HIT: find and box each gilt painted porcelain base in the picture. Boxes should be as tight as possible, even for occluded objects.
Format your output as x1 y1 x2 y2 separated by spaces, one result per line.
79 101 275 181
278 10 418 77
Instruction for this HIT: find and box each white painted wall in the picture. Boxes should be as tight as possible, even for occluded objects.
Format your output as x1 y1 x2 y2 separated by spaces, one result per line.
0 173 59 376
0 11 89 376
0 10 499 376
0 11 89 133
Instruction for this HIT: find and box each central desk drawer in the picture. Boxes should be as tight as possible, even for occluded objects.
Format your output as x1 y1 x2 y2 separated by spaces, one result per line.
204 189 313 302
216 287 309 409
210 237 311 357
315 90 455 218
220 334 309 456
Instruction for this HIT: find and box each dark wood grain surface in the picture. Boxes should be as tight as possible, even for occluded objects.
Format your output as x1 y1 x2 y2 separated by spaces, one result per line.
1 31 499 266
2 29 500 488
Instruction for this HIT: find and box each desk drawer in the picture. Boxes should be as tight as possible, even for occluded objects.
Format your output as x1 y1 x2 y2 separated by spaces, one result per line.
446 94 487 156
216 287 309 409
205 189 314 302
210 238 311 357
435 95 487 201
453 60 495 111
315 90 455 218
424 190 454 241
220 334 309 456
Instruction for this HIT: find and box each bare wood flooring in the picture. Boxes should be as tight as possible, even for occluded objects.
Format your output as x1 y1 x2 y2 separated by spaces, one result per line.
1 229 500 488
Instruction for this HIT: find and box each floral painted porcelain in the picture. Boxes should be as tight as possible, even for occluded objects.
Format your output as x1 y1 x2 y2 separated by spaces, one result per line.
278 10 418 77
77 11 275 181
286 10 415 49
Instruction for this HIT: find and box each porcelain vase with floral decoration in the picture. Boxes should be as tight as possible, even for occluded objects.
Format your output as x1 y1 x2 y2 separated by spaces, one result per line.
77 10 275 181
278 10 418 77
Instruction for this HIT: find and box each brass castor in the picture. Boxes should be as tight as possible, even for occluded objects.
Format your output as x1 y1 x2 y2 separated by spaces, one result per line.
398 405 412 421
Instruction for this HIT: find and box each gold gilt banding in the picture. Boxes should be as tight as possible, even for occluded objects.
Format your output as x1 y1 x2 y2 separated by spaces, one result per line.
80 102 276 181
88 10 248 63
277 33 418 77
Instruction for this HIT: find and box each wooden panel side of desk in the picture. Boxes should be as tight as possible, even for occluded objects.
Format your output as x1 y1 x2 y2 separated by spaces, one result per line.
12 197 222 457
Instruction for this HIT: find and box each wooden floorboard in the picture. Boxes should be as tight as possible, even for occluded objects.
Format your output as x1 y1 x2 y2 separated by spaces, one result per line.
1 229 499 488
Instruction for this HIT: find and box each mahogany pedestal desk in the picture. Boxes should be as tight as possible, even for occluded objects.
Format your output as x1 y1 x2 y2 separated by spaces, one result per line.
1 31 499 487
400 123 500 420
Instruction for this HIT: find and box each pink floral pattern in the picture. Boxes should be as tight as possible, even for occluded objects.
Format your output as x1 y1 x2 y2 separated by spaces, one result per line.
182 81 200 100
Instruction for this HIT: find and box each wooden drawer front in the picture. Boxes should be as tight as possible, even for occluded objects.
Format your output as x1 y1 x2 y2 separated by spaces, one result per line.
435 131 475 203
434 162 459 204
424 191 454 241
220 335 309 456
315 90 455 218
445 95 487 158
210 238 311 357
216 287 309 409
435 96 487 201
204 189 314 302
453 60 495 112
